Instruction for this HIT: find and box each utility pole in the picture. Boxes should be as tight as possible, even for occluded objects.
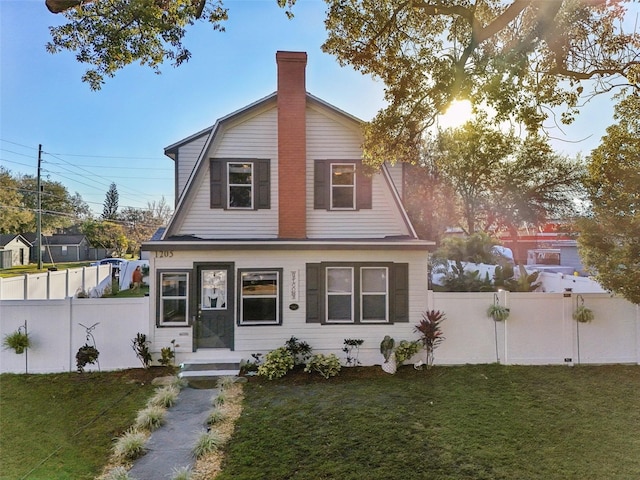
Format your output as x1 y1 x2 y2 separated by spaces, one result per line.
37 144 43 270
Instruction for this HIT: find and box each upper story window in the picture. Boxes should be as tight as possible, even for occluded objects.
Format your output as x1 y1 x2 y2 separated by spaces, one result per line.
314 160 372 211
228 163 253 209
210 158 270 210
330 164 356 210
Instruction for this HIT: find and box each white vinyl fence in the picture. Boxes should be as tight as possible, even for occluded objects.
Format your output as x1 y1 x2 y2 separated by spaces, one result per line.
0 265 112 300
430 291 639 366
1 292 638 374
1 297 149 374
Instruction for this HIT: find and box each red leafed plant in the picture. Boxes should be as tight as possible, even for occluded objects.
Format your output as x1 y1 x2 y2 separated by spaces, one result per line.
415 310 446 369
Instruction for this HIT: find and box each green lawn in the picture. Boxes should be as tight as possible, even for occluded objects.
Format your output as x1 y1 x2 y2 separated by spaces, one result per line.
0 369 167 480
219 364 640 480
0 262 92 278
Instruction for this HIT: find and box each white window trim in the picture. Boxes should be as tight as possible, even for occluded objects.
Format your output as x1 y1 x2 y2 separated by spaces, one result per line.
360 266 389 323
159 272 189 326
326 266 354 323
330 163 356 210
227 162 254 210
239 270 280 325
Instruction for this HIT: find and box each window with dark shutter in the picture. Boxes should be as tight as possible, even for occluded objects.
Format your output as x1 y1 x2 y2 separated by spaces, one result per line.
210 158 270 210
305 262 408 324
314 159 372 210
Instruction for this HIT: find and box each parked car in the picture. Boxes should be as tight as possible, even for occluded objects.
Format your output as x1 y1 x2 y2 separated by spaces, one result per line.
91 258 127 277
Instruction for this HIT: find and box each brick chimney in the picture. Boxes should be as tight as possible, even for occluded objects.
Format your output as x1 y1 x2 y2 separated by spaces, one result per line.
277 51 307 239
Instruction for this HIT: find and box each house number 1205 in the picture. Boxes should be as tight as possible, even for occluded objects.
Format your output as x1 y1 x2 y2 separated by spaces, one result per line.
155 251 174 258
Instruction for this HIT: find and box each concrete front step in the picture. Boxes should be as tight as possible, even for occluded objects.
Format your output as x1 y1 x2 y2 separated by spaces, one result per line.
178 360 241 382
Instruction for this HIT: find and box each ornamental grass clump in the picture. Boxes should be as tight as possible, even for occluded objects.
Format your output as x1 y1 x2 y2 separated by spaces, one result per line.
192 430 225 459
212 391 227 407
206 407 227 426
148 385 180 408
103 466 134 480
170 466 193 480
113 429 147 461
134 405 166 431
217 375 236 390
2 330 30 354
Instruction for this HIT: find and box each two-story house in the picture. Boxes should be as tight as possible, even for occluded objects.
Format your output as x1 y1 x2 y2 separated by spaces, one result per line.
142 51 434 366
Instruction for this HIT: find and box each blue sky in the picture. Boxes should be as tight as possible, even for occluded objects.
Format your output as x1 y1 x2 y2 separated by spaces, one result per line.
0 0 631 216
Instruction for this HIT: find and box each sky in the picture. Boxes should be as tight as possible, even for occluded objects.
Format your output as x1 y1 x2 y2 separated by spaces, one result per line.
0 0 634 217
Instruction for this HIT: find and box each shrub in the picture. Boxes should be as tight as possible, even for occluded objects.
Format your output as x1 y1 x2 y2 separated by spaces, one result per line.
304 353 342 379
148 385 179 408
113 429 147 461
394 340 421 365
158 346 175 366
284 336 312 365
342 338 364 366
134 405 165 431
257 347 295 380
132 333 152 368
192 430 225 459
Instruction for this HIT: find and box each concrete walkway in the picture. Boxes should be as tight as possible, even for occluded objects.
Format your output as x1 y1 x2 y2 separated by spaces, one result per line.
128 386 217 480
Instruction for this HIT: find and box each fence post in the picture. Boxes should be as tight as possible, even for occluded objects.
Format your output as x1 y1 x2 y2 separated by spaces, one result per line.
23 273 29 300
47 270 51 300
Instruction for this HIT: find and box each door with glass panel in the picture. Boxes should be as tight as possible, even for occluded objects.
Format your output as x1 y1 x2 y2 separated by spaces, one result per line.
195 263 234 349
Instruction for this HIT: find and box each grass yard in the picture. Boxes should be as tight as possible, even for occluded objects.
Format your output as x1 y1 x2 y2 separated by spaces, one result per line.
0 262 92 278
0 368 169 480
218 364 640 480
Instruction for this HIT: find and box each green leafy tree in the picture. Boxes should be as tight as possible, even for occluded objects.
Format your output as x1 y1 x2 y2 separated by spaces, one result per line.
18 175 89 233
120 197 172 255
323 0 639 165
45 0 296 90
0 168 34 234
81 219 129 256
432 120 583 235
578 94 640 304
102 182 119 220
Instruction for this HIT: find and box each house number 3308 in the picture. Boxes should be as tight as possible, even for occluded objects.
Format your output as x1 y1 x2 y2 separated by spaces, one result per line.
155 251 174 258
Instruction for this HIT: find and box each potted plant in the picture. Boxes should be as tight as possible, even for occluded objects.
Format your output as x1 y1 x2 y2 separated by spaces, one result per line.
76 344 100 373
3 329 30 354
380 335 396 374
573 305 594 323
415 310 446 369
487 303 510 322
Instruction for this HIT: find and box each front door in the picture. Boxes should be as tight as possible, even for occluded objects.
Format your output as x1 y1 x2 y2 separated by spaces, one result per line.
195 263 234 349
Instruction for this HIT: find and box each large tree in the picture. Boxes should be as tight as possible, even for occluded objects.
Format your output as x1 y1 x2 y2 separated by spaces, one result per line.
45 0 639 132
18 175 91 233
431 118 584 235
102 182 119 220
323 0 640 165
577 94 640 304
0 168 35 234
120 196 173 255
45 0 295 90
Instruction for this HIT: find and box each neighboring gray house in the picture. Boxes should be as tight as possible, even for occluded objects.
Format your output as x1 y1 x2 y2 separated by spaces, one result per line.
0 234 31 268
24 233 92 263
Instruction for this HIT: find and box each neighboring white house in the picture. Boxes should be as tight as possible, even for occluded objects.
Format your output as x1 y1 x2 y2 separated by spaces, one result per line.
142 51 434 361
0 234 31 268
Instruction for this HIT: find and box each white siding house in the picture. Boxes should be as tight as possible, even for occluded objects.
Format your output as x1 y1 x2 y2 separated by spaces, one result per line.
143 52 433 364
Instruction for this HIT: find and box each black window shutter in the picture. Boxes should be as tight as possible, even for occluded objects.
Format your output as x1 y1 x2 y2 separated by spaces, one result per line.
255 159 271 209
314 160 329 210
210 159 224 209
391 263 409 322
356 164 372 210
305 263 324 323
